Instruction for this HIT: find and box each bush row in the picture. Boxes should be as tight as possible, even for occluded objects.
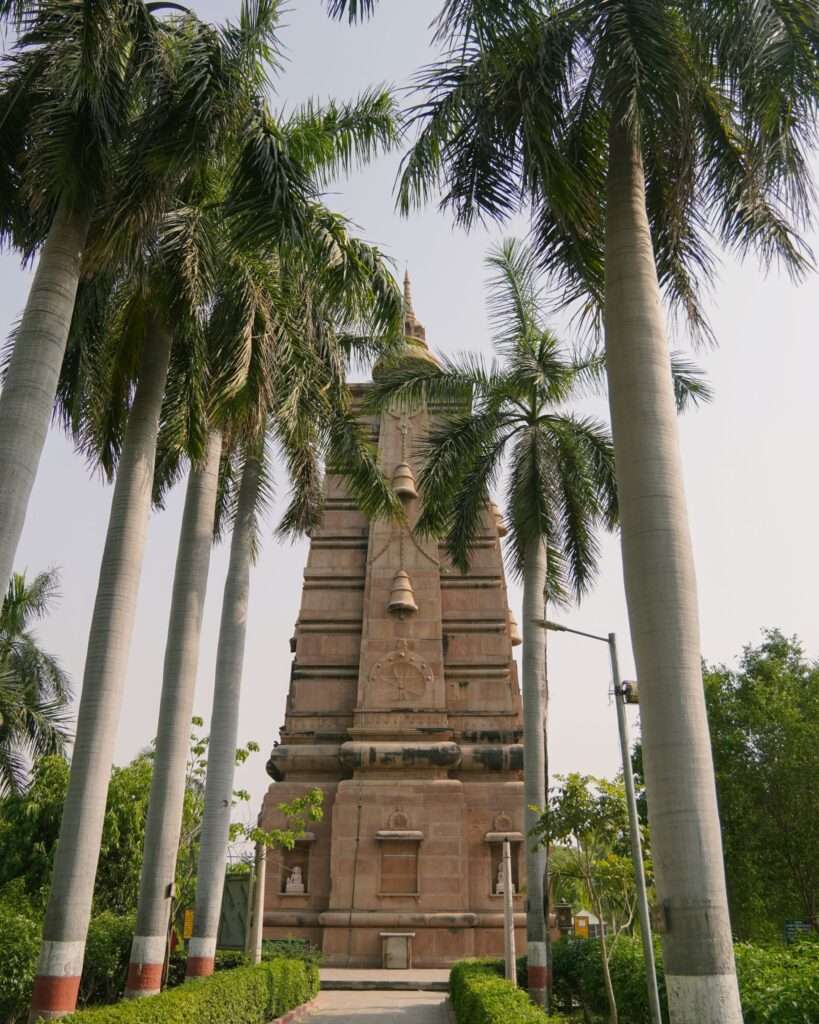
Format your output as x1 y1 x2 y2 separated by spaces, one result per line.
60 957 320 1024
166 939 321 987
449 960 571 1024
0 890 322 1024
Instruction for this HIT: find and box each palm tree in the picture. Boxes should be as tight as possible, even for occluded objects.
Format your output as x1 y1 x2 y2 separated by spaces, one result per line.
124 91 403 992
27 13 317 1017
329 3 813 1017
185 235 403 979
372 237 710 1006
0 569 72 796
0 0 192 597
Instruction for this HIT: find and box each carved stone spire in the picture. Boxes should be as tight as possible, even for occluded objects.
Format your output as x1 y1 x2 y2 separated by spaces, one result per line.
403 269 415 322
402 268 426 342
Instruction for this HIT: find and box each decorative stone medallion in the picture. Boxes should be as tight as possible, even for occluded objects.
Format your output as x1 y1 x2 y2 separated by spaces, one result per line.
493 812 513 832
369 639 434 704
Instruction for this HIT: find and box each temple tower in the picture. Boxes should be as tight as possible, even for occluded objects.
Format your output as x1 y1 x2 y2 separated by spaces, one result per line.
260 278 528 966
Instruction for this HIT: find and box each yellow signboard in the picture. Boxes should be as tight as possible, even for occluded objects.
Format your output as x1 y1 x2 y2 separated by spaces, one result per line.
183 909 194 939
574 915 589 939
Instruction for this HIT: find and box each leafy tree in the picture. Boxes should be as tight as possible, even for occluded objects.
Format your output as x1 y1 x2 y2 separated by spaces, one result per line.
0 569 72 793
537 773 648 1024
632 631 819 941
704 631 818 940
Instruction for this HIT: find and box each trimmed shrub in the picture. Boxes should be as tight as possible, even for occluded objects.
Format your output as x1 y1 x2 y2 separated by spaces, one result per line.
449 960 571 1024
60 957 319 1024
0 903 40 1024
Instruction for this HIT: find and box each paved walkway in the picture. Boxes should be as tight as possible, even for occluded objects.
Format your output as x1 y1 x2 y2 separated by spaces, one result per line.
307 990 451 1023
319 968 449 991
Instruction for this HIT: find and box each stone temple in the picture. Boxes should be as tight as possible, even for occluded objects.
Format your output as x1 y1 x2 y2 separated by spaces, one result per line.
260 278 529 968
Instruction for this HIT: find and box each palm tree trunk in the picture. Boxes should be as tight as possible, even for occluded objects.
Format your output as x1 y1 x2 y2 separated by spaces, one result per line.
543 647 552 1011
29 321 173 1022
604 119 742 1024
522 538 548 1007
186 452 260 979
0 199 90 595
126 428 223 998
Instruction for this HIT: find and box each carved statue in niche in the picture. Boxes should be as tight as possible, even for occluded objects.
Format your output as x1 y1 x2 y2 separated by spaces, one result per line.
286 866 305 894
495 859 515 895
369 639 433 704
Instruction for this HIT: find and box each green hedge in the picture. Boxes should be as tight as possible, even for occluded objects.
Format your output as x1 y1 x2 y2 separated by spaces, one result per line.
449 960 571 1024
166 939 322 988
59 958 319 1024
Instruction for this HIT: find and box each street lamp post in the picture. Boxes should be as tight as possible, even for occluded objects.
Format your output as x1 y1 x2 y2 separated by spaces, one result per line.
540 620 663 1024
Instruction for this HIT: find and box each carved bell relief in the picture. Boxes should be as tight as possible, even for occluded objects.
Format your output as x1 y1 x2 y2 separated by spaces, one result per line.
388 569 418 616
392 462 418 501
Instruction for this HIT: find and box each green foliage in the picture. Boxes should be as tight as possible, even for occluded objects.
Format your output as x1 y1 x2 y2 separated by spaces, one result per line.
261 939 322 968
449 960 570 1024
0 754 70 906
80 913 136 1006
0 900 40 1024
95 758 154 915
735 938 819 1024
544 935 819 1024
632 629 819 941
0 752 155 915
167 939 322 989
705 631 819 939
60 958 320 1024
0 568 72 794
539 938 671 1021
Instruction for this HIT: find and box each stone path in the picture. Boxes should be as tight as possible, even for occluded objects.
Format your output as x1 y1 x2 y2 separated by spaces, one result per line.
306 990 451 1023
319 968 449 991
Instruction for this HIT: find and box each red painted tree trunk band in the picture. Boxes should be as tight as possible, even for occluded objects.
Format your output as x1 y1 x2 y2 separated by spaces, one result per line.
528 964 549 987
185 955 215 977
125 961 164 993
31 975 81 1014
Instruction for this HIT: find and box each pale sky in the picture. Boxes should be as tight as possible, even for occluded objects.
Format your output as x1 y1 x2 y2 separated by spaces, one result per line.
3 1 818 825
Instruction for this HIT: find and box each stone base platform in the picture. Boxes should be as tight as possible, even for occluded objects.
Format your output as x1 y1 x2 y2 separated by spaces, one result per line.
319 968 449 992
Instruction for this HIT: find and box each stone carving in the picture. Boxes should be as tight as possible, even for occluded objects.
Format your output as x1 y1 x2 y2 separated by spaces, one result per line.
285 866 305 894
369 640 433 704
388 809 410 830
493 812 513 832
495 860 515 895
